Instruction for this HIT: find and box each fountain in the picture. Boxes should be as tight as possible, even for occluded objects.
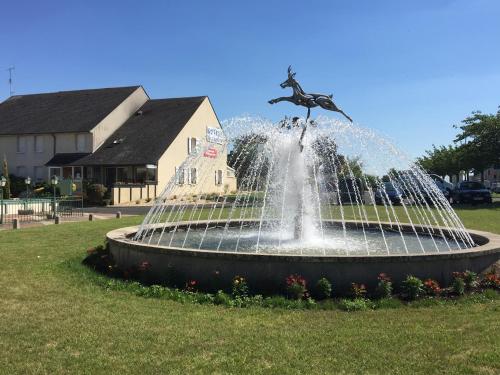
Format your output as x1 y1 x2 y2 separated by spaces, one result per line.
107 68 500 294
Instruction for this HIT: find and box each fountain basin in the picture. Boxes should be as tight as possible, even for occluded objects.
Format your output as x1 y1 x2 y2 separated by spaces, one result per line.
107 221 500 295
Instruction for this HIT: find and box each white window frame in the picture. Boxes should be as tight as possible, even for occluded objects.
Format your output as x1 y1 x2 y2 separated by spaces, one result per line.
34 135 44 153
215 169 223 185
48 167 62 180
189 168 197 185
187 137 199 155
175 167 185 185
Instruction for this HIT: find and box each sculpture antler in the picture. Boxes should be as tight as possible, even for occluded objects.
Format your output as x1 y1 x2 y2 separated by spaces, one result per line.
287 65 295 78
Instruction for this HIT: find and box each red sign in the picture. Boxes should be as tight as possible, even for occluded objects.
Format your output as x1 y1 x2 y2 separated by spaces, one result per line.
203 147 218 158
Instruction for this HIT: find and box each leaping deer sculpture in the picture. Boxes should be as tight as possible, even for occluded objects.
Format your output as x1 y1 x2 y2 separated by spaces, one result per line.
269 66 352 123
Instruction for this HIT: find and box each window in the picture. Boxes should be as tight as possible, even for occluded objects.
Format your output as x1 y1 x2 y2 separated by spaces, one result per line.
215 169 223 185
34 166 44 182
35 136 44 153
116 167 133 183
17 136 27 153
49 167 62 179
16 166 27 177
187 137 199 155
73 166 83 180
76 134 86 151
175 167 185 185
189 168 197 184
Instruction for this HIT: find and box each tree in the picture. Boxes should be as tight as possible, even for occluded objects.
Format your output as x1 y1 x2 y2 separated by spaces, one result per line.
2 154 11 199
417 145 464 181
453 108 500 181
228 133 268 189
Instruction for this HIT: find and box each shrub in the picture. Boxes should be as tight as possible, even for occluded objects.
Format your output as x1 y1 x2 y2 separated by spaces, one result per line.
375 273 392 298
232 275 249 299
423 279 441 296
462 270 479 290
350 283 367 299
86 184 107 205
401 275 424 300
314 277 332 300
480 272 500 290
338 298 373 312
286 274 307 300
374 298 403 309
214 290 233 306
451 276 465 296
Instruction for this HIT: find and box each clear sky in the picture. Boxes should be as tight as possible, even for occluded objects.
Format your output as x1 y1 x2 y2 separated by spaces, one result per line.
1 0 499 157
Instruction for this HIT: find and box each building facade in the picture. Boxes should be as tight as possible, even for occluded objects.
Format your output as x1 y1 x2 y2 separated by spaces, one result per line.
0 86 236 204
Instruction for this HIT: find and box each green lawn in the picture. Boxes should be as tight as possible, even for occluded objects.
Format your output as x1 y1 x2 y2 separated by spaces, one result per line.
0 206 499 374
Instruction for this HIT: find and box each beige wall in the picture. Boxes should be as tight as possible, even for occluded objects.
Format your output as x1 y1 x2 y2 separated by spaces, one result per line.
91 87 149 151
156 97 237 199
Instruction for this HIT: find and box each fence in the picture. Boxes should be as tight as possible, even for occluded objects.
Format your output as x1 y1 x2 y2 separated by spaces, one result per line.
0 197 84 224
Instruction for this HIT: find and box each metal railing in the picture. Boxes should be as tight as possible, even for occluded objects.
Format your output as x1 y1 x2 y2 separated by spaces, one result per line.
0 197 84 224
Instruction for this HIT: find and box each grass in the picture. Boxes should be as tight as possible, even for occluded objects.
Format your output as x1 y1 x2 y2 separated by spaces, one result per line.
0 206 499 374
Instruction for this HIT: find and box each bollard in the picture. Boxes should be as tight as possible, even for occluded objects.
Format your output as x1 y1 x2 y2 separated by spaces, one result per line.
89 214 93 221
13 218 20 230
54 216 60 225
116 211 122 219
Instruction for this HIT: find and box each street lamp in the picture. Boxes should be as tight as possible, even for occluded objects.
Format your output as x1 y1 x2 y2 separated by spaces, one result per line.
24 176 31 199
0 176 6 224
51 175 59 218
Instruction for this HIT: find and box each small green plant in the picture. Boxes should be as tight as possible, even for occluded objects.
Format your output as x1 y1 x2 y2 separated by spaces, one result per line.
286 274 307 300
350 283 367 299
314 277 332 300
214 290 233 306
375 273 392 298
338 298 373 312
232 275 249 299
423 278 441 296
451 274 465 296
462 270 478 290
401 275 424 300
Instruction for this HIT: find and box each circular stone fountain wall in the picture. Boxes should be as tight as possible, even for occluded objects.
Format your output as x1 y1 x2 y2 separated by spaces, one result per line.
107 221 500 295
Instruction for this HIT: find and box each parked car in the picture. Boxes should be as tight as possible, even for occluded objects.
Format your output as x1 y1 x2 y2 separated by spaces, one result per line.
336 177 364 204
429 174 454 194
491 182 500 194
374 182 405 205
450 181 492 204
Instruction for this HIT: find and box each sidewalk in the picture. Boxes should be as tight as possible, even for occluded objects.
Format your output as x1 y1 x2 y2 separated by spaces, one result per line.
0 211 130 231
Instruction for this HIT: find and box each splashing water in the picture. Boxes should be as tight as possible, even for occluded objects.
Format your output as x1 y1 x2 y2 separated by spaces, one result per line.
133 116 475 255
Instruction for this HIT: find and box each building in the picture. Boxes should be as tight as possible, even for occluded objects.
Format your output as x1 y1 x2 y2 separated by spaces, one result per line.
0 86 236 204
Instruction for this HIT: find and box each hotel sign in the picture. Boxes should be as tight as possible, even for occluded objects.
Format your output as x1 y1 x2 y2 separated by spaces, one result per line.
206 127 225 145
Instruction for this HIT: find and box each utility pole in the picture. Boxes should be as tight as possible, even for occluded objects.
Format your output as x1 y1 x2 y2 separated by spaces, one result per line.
7 66 15 96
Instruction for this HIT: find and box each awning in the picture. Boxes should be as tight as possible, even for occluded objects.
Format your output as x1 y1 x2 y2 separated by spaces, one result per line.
45 153 90 166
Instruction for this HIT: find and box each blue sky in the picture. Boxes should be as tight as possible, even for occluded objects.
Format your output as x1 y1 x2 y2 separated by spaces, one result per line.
1 0 499 157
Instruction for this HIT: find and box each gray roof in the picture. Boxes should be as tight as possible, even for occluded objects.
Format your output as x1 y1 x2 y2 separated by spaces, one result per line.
77 97 206 166
45 153 91 166
0 86 140 135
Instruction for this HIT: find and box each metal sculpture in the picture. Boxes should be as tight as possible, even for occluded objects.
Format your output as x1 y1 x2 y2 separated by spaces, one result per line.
269 66 353 123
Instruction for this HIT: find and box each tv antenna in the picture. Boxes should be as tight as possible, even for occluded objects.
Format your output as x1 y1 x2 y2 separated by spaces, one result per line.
7 66 15 96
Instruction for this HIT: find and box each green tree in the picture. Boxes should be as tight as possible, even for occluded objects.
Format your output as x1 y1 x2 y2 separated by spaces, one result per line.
453 108 500 181
228 133 268 189
2 155 11 199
